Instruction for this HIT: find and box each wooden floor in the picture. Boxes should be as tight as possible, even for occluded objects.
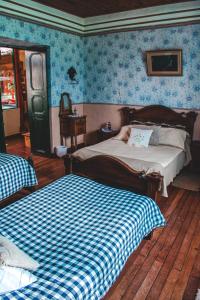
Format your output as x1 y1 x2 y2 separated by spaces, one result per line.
4 136 200 300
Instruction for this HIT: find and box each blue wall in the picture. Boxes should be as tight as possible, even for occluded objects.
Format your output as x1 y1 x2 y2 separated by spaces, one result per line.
1 14 200 109
83 24 200 109
0 15 84 107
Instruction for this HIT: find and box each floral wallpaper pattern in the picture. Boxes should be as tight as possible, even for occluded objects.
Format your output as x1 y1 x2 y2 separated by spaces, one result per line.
83 24 200 109
0 14 200 109
0 15 84 106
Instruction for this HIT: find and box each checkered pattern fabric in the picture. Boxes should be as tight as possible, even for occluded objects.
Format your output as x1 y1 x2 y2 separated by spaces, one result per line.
0 153 37 201
1 174 165 300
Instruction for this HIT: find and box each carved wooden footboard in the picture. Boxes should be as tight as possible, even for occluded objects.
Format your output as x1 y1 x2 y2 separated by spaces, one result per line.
64 154 163 202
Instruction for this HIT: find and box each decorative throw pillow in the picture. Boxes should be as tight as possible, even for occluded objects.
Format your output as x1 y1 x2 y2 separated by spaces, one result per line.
128 128 153 147
0 266 37 294
0 236 39 271
130 124 161 145
158 127 187 150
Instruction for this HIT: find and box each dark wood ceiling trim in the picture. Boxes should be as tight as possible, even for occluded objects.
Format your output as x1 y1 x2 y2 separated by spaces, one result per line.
30 0 193 18
83 20 200 36
84 14 200 33
0 5 84 34
6 0 82 27
0 12 82 36
1 0 199 37
2 9 199 39
2 10 200 37
85 7 200 27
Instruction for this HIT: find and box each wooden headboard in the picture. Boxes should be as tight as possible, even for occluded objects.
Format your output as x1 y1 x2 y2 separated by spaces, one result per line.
121 105 197 137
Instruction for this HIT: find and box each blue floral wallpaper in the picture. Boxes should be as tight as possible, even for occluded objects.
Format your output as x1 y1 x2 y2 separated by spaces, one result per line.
0 14 200 109
0 15 84 106
83 24 200 109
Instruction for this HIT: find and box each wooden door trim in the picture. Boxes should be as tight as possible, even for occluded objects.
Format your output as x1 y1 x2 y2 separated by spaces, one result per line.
0 94 6 152
0 39 51 154
0 37 48 52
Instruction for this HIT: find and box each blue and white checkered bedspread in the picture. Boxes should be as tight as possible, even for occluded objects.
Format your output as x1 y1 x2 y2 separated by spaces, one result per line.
0 174 165 300
0 153 37 201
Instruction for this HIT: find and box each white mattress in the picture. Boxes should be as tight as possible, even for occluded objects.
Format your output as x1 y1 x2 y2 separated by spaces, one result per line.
73 139 190 197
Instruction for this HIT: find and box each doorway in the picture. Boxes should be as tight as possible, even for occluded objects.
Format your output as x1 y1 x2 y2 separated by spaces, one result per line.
0 45 50 156
0 48 29 154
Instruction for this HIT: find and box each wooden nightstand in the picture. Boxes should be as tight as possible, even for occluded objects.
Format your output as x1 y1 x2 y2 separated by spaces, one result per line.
98 129 119 142
191 140 200 173
60 115 86 150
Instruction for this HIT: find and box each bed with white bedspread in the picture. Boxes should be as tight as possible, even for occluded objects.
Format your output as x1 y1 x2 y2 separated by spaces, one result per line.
72 136 191 197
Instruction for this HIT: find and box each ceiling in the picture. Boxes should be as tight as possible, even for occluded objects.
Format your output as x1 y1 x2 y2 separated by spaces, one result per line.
33 0 192 18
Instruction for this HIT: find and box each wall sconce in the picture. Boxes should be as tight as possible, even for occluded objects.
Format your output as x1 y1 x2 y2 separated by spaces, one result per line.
67 66 79 84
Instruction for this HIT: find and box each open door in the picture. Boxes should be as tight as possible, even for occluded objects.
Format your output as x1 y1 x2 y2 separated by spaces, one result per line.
25 51 50 154
0 93 6 152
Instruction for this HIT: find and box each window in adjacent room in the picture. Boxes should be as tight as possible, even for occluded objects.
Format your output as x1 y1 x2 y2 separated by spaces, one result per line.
0 47 17 109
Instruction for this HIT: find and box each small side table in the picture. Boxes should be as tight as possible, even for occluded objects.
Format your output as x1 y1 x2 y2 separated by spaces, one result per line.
60 115 86 150
191 140 200 173
98 129 119 142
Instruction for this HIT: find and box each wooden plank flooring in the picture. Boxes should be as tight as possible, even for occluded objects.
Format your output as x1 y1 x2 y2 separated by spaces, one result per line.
4 136 200 300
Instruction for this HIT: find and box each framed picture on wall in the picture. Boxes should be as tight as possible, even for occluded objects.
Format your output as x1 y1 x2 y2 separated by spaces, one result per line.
146 49 182 76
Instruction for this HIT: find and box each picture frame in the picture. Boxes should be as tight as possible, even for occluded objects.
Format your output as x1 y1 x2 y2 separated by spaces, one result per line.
146 49 182 76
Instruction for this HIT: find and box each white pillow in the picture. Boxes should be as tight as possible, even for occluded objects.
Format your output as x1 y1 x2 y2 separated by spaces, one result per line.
158 127 187 150
0 266 37 294
128 128 153 147
130 124 160 145
0 236 39 271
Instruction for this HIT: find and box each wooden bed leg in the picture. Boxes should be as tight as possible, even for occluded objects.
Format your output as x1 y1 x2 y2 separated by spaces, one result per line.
26 186 36 192
146 173 163 202
27 155 34 168
144 231 153 240
64 154 73 175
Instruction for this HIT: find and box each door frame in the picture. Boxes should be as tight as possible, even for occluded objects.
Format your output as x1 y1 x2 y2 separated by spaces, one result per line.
0 38 51 154
0 92 6 152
